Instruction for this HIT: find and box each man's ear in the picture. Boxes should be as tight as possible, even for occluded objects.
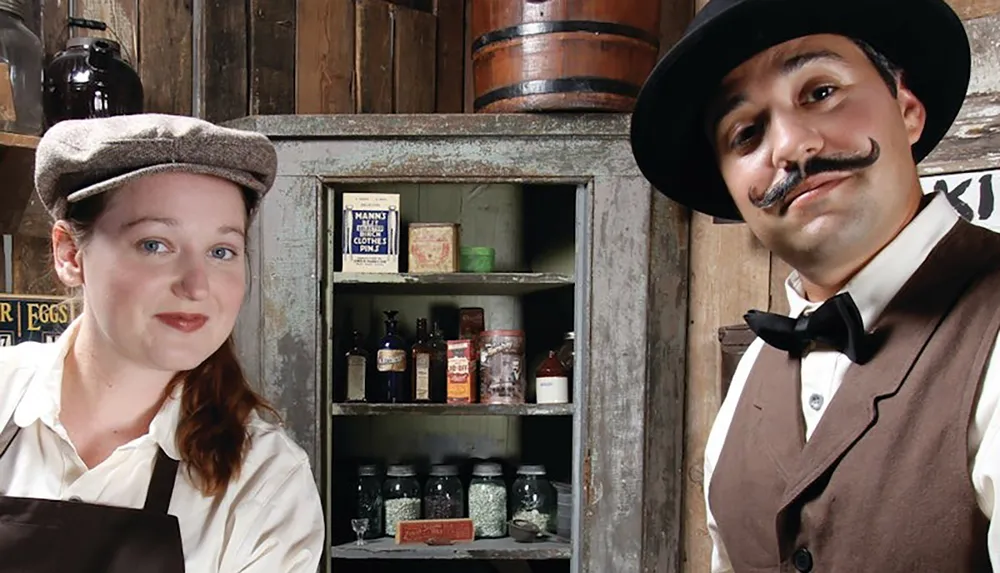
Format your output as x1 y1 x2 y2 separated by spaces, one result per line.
897 78 927 146
52 221 83 288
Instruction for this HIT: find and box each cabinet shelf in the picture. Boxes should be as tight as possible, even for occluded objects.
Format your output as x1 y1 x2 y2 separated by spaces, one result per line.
329 536 571 560
329 402 574 416
332 272 573 296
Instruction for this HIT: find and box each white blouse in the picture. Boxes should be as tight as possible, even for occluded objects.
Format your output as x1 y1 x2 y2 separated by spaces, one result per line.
0 321 326 572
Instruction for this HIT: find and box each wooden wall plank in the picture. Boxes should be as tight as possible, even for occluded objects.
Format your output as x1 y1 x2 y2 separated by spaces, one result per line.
946 0 1000 20
202 0 247 123
76 0 139 68
41 0 69 60
684 213 770 572
138 0 193 115
433 0 464 112
463 0 474 113
295 0 354 114
354 0 394 113
249 0 296 115
392 3 436 113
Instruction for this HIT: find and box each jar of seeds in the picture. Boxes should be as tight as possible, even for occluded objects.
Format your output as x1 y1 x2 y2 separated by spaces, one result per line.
511 464 556 533
355 464 384 538
383 464 421 536
468 462 507 538
424 464 464 519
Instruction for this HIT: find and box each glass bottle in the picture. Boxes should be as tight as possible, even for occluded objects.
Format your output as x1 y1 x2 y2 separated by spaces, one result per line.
429 322 448 403
0 0 42 135
376 310 408 403
535 350 569 404
556 331 574 373
511 464 557 533
355 464 383 539
411 318 432 402
423 464 464 519
344 330 369 402
468 462 507 538
383 464 421 536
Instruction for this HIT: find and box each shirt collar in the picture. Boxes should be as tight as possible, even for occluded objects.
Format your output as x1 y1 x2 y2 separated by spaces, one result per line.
12 316 183 460
785 191 959 329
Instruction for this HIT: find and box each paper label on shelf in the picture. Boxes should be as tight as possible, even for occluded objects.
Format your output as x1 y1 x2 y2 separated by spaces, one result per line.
0 63 15 122
377 349 406 372
415 353 430 400
535 376 569 404
346 355 367 400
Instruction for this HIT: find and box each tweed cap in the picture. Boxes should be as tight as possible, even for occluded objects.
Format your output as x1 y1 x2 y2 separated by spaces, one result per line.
35 113 278 220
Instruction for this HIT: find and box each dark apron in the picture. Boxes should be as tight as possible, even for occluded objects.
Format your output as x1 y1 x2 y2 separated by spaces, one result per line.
0 391 186 573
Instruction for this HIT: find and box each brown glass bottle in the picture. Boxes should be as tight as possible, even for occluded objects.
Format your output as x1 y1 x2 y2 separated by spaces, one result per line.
43 35 143 127
411 319 432 402
428 321 448 403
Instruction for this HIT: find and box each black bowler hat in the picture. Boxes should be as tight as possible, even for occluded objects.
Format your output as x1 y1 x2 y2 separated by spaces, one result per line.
629 0 971 221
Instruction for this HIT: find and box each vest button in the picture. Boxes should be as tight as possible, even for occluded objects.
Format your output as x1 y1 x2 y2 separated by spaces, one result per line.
792 548 813 572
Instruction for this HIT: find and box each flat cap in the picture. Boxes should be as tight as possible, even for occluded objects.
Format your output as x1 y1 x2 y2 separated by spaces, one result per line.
35 113 278 220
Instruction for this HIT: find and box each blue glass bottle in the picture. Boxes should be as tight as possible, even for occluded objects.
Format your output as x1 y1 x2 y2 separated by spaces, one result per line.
376 310 409 403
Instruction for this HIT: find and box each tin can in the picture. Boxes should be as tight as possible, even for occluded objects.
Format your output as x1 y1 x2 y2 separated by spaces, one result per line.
447 339 477 404
478 330 526 404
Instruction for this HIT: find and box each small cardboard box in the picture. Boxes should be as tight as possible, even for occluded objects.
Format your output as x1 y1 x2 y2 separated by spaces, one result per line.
341 193 401 273
408 223 459 273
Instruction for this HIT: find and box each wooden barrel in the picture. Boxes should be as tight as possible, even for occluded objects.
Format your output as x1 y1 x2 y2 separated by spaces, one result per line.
471 0 662 113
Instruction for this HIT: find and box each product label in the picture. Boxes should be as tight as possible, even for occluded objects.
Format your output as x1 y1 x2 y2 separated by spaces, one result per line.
447 340 475 403
346 355 366 400
415 353 430 400
535 376 569 404
342 193 400 273
377 349 406 372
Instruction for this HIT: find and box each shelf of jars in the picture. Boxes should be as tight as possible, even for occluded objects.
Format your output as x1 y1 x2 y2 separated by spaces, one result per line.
324 182 578 568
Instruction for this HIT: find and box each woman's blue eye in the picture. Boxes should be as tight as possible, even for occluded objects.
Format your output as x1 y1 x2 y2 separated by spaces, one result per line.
141 240 166 254
211 247 236 260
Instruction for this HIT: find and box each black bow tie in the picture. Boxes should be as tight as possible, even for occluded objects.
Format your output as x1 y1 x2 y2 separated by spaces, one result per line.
743 292 874 364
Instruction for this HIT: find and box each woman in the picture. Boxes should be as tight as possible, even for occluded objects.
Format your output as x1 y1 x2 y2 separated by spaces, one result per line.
0 114 325 572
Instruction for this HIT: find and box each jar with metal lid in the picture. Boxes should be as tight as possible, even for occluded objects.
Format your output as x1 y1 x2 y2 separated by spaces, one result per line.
43 33 143 127
423 464 464 519
556 331 574 373
0 0 42 135
511 464 557 533
383 464 421 536
355 464 384 539
468 462 507 538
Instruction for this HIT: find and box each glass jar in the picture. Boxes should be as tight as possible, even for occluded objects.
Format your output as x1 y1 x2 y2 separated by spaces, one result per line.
468 462 507 538
355 464 383 539
423 464 464 519
0 0 43 135
556 332 574 373
511 464 557 533
383 464 421 536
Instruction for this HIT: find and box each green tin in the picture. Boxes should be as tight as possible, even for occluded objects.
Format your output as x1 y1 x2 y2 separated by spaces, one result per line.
460 246 495 272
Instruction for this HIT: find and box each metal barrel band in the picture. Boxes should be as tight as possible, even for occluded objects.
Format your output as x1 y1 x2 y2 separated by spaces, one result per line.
473 77 640 111
471 20 660 54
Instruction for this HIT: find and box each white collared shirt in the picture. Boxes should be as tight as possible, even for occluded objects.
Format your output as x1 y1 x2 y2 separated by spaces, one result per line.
0 320 326 572
704 192 1000 571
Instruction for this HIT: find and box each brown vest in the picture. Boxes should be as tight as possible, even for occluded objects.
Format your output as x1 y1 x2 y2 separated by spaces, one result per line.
709 219 1000 573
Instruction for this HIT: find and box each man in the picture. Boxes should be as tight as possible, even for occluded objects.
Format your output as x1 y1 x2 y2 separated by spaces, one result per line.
630 0 999 571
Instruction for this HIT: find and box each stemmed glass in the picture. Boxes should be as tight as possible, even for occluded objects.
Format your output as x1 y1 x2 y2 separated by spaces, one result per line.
351 518 369 546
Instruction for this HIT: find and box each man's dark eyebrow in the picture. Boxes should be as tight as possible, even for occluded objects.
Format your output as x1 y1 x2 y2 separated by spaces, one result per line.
781 50 846 74
706 50 846 138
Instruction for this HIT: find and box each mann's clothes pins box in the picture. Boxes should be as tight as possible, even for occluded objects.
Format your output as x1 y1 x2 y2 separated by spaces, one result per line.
342 193 401 273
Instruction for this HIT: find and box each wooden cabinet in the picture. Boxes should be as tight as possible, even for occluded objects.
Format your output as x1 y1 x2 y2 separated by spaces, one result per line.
226 114 689 573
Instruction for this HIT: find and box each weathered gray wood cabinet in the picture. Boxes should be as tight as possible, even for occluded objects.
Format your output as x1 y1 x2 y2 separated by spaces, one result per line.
225 114 688 573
